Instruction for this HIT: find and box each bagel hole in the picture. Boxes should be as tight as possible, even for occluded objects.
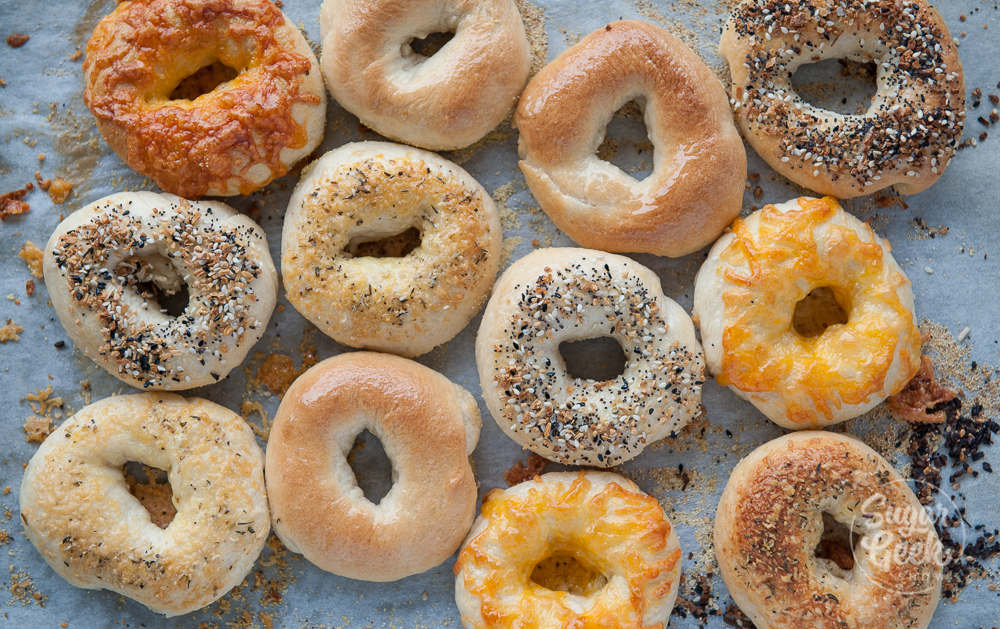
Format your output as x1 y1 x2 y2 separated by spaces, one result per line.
531 551 608 596
559 337 627 382
122 462 176 529
347 430 394 505
346 227 422 258
791 59 877 115
596 100 654 181
122 254 191 317
792 286 849 338
169 60 239 101
135 279 190 318
408 31 455 58
814 512 859 574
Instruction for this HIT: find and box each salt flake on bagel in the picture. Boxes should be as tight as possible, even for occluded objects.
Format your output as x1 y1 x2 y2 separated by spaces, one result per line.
515 20 746 257
720 0 965 197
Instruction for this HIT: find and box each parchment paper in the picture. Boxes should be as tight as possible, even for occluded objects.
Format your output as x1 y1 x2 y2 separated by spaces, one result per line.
1 0 998 626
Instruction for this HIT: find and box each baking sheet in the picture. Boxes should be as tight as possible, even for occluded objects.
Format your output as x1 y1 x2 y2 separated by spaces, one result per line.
1 0 999 626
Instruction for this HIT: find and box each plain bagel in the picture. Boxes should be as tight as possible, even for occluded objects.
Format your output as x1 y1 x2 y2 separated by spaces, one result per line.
320 0 529 150
515 20 746 257
265 352 481 581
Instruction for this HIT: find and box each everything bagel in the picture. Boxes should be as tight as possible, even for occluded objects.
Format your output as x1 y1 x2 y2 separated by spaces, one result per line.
720 0 964 197
43 192 278 390
477 248 705 466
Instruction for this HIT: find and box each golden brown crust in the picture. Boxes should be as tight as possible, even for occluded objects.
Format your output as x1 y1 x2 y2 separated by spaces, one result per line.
282 142 501 357
515 20 746 257
454 472 682 628
84 0 325 198
19 393 269 616
720 0 964 197
320 0 529 150
265 352 481 581
715 432 942 629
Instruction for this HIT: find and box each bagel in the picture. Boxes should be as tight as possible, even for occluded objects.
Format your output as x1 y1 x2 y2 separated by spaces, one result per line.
715 431 943 629
43 192 278 390
265 352 481 581
476 248 704 467
84 0 326 198
515 20 746 257
319 0 529 150
720 0 965 197
19 393 270 616
454 471 682 628
282 142 501 357
693 197 921 429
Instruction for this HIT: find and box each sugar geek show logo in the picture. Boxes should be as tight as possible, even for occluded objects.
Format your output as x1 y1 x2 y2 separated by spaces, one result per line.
846 473 964 596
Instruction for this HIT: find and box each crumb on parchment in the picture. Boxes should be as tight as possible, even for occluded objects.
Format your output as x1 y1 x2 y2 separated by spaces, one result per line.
21 386 64 444
6 33 29 48
35 172 73 204
18 241 44 278
1 183 33 219
22 415 53 444
887 355 958 423
0 319 23 343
